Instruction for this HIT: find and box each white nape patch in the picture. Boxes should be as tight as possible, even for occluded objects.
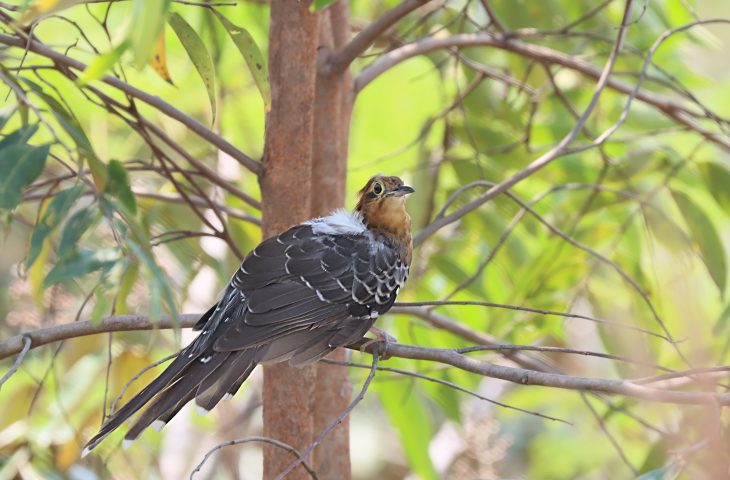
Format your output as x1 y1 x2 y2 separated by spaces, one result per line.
152 420 166 432
196 405 210 416
223 393 234 401
306 209 366 236
122 438 134 450
81 447 92 458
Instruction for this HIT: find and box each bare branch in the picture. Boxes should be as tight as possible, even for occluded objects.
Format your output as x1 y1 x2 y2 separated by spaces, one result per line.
328 0 433 73
0 314 200 361
352 340 730 406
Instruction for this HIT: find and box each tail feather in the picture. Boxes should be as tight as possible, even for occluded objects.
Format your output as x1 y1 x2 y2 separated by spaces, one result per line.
151 389 196 432
195 348 260 411
123 352 230 442
82 352 197 454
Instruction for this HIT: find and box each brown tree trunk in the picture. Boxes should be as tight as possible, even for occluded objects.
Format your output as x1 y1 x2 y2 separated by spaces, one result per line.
261 2 355 478
261 1 319 479
310 3 355 479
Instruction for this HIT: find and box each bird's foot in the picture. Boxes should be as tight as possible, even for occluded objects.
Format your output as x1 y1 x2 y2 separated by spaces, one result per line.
360 327 396 360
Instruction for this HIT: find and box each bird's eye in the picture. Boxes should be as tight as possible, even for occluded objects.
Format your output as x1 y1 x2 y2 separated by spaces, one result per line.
372 182 384 196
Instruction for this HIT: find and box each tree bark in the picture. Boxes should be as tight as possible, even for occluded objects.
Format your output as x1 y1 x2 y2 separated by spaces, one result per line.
310 3 355 478
261 1 319 479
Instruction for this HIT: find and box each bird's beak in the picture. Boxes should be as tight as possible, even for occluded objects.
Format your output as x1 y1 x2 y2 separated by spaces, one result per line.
390 185 415 197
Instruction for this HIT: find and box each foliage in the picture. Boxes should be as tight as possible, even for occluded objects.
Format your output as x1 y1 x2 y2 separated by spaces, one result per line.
1 0 729 479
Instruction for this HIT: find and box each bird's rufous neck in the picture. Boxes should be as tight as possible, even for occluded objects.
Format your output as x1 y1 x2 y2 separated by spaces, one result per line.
357 198 413 264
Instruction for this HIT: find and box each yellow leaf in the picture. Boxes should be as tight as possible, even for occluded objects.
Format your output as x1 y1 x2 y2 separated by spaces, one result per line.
19 0 84 24
149 31 174 85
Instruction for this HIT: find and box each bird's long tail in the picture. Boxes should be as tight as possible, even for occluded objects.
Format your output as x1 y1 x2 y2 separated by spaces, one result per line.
81 307 264 457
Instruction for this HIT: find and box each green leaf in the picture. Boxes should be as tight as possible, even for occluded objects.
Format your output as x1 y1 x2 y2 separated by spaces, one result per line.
114 262 139 315
77 41 130 85
58 207 98 259
169 12 217 121
698 161 730 215
0 142 48 210
26 185 84 269
105 160 137 215
43 249 117 287
0 124 38 149
311 0 338 11
22 79 94 156
672 190 727 295
212 11 270 112
129 0 171 69
23 78 107 189
642 209 687 252
377 381 438 480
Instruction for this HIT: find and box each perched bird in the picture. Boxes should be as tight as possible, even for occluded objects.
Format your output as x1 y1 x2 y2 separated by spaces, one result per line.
82 174 414 456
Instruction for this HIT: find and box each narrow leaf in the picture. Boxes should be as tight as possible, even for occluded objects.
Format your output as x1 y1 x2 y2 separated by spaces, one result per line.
672 190 727 295
129 0 171 69
43 249 117 287
0 124 38 149
149 32 174 84
114 262 139 315
77 41 129 85
105 160 137 215
26 185 84 269
22 79 106 189
169 12 217 120
698 161 730 215
0 143 49 210
213 11 270 112
58 207 98 259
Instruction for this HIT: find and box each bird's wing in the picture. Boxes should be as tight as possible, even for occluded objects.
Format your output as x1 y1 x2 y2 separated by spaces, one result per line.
211 223 409 361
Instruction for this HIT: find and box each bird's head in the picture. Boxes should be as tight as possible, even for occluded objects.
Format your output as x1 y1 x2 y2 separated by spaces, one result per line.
355 175 414 241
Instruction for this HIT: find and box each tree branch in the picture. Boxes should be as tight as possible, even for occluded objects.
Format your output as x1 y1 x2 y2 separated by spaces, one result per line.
3 313 730 406
0 33 261 175
327 0 433 73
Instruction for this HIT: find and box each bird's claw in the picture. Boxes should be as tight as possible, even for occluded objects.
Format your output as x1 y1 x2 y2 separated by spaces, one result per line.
360 327 396 360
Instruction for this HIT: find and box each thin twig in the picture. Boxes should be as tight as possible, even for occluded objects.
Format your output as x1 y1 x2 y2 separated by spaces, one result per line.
0 335 31 389
322 358 571 425
189 436 319 480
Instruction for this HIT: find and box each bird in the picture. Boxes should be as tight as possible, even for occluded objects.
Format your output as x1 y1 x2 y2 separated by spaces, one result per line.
81 174 414 456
